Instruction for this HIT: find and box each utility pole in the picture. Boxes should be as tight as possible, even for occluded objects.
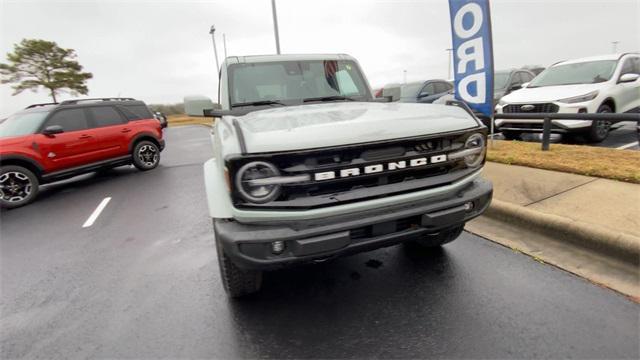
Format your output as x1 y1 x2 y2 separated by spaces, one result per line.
271 0 281 54
611 41 619 53
209 25 220 72
223 33 228 58
446 48 453 79
403 70 407 84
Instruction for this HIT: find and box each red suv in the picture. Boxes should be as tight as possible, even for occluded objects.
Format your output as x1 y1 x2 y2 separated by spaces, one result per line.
0 98 165 208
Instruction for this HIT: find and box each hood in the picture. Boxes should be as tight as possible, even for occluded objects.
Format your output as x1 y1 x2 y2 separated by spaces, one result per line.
231 102 479 153
501 83 605 103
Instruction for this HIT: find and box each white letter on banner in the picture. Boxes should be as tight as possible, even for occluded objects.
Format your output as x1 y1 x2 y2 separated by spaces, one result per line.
454 3 483 39
458 72 486 104
457 37 484 74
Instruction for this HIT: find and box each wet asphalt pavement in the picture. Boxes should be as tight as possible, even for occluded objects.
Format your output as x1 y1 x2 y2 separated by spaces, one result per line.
1 126 638 359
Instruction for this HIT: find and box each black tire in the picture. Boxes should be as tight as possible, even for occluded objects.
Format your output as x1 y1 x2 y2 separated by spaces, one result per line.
215 229 262 298
501 131 522 140
0 165 39 209
587 104 612 143
410 224 464 249
132 140 160 171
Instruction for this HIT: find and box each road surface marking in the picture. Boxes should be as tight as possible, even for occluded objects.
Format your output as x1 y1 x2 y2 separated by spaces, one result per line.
616 142 639 150
82 197 111 228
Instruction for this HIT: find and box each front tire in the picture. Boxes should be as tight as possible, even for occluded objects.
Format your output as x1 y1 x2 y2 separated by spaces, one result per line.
0 165 39 209
215 227 262 298
587 104 612 143
410 225 464 249
132 140 160 171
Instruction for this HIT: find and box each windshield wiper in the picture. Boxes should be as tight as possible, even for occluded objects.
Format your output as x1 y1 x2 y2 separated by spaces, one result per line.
231 100 286 107
303 95 357 103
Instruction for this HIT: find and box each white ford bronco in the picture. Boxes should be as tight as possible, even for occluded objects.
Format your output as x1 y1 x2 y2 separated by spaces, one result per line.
186 54 493 297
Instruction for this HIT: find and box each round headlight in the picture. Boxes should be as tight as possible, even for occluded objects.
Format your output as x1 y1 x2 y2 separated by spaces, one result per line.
464 133 486 168
235 161 281 203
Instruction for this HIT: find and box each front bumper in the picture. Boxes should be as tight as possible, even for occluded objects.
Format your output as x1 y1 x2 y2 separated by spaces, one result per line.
215 178 492 270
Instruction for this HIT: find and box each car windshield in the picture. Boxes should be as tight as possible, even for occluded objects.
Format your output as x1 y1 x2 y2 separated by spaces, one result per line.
529 60 617 87
494 72 510 90
228 60 369 106
0 111 48 138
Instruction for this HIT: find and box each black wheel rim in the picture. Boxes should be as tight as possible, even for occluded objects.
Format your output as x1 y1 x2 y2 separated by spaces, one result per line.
0 171 32 203
595 120 610 138
137 144 159 167
596 108 611 138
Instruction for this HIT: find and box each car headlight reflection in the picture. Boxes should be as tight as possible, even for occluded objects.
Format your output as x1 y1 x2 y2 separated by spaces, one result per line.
235 161 282 203
463 133 486 168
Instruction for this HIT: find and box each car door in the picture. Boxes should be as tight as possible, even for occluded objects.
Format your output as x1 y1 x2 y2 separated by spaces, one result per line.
87 105 131 160
614 56 640 113
34 108 99 172
417 82 439 103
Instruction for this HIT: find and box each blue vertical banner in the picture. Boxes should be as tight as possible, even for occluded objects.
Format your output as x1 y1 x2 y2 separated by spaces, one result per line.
448 0 495 117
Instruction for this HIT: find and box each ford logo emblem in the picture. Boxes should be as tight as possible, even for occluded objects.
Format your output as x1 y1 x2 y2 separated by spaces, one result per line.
520 104 535 111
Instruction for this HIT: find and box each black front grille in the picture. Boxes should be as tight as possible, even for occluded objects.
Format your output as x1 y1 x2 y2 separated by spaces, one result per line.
227 130 483 210
503 103 559 114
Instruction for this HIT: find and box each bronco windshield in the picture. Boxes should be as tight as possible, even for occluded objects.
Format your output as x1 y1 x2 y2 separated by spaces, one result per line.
0 111 48 138
228 60 370 107
529 60 617 87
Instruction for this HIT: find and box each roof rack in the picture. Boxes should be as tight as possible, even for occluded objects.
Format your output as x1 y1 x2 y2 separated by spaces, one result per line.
59 97 136 105
25 102 59 109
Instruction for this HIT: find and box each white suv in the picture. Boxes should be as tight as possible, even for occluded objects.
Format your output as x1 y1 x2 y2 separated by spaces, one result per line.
495 53 640 142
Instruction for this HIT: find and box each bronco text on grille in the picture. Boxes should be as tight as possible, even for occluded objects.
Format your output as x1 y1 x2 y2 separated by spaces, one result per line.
226 130 484 210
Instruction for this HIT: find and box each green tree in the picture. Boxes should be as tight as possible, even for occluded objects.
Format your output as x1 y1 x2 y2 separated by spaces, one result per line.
0 39 93 102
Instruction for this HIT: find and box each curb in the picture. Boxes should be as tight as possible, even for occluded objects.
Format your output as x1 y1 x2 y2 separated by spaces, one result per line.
484 199 640 265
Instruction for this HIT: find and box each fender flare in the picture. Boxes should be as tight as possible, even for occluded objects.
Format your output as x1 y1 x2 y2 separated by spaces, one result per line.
203 157 234 219
128 132 161 152
0 154 45 175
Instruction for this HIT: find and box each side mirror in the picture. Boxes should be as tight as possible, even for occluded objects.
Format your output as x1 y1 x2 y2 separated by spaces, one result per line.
521 82 530 89
184 95 221 117
509 84 522 91
619 73 640 83
417 92 430 98
43 125 64 136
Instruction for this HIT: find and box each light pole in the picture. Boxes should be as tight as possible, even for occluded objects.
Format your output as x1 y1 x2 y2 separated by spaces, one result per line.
209 25 220 72
271 0 281 54
223 33 228 58
611 41 619 53
403 70 407 84
446 48 453 79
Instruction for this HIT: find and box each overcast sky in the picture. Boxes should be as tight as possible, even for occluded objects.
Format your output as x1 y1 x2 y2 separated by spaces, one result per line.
1 0 638 117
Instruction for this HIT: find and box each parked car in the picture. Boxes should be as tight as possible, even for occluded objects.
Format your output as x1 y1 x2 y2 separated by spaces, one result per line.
378 80 453 103
401 80 453 103
435 68 536 106
185 54 492 297
495 53 640 141
0 98 165 208
493 69 537 102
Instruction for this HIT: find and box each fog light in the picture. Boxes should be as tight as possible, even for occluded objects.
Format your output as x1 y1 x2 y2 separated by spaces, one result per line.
271 241 285 254
464 202 474 212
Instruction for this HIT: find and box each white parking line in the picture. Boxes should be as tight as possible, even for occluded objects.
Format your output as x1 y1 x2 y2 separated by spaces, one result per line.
616 142 639 150
82 197 111 228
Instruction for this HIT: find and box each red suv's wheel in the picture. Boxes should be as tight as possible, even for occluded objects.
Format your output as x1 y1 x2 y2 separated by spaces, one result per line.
0 165 39 209
132 140 160 171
